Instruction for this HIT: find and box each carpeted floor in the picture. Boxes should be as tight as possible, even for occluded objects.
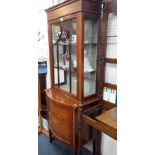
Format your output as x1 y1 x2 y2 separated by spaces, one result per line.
38 134 92 155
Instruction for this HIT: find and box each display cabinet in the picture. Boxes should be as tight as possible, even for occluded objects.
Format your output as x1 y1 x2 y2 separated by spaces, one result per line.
45 0 103 154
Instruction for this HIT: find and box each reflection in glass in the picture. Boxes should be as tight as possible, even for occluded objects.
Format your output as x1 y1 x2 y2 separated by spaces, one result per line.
53 45 65 86
53 45 58 86
52 24 61 44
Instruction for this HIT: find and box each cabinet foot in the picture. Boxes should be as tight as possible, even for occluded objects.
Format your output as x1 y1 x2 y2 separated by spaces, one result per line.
93 130 102 155
73 150 78 155
49 130 54 143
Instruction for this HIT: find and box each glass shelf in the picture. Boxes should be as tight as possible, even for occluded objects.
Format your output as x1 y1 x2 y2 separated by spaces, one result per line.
58 42 77 46
84 42 97 44
54 66 77 72
106 36 117 37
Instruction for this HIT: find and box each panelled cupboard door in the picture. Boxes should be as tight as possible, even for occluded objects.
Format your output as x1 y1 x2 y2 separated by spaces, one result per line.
50 101 73 145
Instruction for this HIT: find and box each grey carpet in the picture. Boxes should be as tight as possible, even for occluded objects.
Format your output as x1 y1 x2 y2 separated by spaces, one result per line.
38 134 92 155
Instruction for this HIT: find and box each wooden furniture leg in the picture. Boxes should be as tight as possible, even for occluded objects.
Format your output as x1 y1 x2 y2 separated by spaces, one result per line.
49 130 54 143
78 108 83 155
73 149 78 155
93 130 101 155
93 139 96 155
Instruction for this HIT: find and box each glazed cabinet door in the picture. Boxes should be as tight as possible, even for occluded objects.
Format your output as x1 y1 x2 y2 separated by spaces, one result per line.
51 17 78 97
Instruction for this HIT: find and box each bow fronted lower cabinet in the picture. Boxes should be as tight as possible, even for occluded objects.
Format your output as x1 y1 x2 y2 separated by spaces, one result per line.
45 0 107 154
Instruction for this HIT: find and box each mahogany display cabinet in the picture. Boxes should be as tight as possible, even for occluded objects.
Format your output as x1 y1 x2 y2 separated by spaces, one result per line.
45 0 105 154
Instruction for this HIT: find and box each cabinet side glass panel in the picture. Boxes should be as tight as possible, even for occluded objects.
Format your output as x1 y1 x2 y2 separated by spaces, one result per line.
84 18 98 97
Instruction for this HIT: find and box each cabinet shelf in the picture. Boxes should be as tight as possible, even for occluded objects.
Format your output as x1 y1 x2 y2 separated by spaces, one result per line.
104 42 117 44
59 42 77 46
84 42 97 45
106 35 117 37
54 66 77 72
52 42 97 46
52 41 77 46
54 66 95 73
84 70 95 73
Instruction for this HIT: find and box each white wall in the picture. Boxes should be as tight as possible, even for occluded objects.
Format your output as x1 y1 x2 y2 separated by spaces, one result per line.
38 1 51 88
101 134 117 155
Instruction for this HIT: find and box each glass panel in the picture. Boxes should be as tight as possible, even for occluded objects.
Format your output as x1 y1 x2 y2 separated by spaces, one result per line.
53 45 65 86
71 44 77 95
107 13 117 36
103 87 117 104
52 24 61 44
53 0 67 6
51 19 77 95
84 18 98 96
106 42 117 58
84 20 97 44
53 45 58 86
106 13 117 59
59 45 70 92
105 63 117 84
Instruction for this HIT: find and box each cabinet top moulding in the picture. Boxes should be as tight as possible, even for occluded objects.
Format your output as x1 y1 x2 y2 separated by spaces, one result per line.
45 0 102 21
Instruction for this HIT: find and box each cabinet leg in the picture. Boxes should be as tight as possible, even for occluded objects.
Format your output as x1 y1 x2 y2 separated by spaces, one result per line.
93 131 101 155
78 109 83 155
49 130 54 143
93 140 96 155
77 146 82 155
73 149 78 155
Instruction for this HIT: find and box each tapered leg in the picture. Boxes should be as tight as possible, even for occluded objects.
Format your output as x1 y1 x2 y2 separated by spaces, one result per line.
93 140 96 155
49 130 54 143
93 130 101 155
73 149 78 155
